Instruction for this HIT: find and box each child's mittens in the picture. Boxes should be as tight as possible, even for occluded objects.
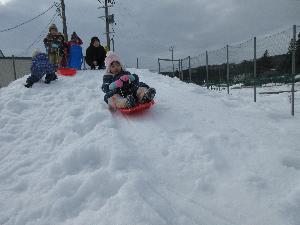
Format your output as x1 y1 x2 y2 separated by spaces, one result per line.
109 79 123 90
120 75 130 82
120 75 129 82
115 79 123 88
120 74 135 82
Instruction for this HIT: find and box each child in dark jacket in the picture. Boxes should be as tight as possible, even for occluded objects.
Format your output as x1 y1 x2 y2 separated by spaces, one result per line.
101 51 156 109
24 50 57 88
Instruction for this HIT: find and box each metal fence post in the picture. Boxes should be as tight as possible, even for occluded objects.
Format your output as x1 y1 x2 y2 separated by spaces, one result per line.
180 59 183 80
172 59 175 78
291 25 296 116
158 58 160 73
206 50 209 89
254 37 257 102
12 55 17 80
226 45 230 94
136 57 139 69
188 56 191 83
83 56 86 70
218 66 221 91
178 60 181 80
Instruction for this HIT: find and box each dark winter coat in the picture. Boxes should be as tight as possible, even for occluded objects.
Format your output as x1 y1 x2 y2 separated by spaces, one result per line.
85 44 106 67
31 53 55 79
101 70 149 103
43 33 65 55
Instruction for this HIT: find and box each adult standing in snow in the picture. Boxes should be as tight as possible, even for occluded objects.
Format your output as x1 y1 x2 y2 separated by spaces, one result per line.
85 37 106 70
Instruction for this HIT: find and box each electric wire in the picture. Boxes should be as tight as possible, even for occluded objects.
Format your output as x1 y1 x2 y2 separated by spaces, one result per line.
22 12 59 56
0 3 58 33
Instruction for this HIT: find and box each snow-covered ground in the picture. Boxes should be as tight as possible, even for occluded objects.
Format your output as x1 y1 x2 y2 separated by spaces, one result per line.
0 69 300 225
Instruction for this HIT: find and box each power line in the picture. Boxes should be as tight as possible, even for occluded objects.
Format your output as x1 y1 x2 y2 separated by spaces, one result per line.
98 0 115 50
0 3 57 33
22 12 59 55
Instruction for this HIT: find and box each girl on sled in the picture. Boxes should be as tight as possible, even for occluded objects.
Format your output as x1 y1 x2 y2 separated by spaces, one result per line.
101 51 156 110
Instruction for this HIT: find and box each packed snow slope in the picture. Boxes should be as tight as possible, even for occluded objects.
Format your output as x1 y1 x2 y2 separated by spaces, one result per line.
1 69 300 225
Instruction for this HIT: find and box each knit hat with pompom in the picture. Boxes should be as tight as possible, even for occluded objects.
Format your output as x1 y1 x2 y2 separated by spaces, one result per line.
105 51 124 72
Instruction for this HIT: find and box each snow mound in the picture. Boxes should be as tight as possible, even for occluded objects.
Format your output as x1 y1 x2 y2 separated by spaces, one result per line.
0 69 300 225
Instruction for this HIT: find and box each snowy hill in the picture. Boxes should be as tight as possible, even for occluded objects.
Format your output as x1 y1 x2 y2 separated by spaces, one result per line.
1 69 300 225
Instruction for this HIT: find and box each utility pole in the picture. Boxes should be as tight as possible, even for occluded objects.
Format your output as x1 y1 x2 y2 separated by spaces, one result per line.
60 0 68 41
104 0 110 50
98 0 115 51
169 46 175 77
111 38 115 51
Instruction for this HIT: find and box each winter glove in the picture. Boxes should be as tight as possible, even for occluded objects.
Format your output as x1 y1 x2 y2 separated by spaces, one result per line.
120 74 135 82
120 75 130 82
109 79 123 90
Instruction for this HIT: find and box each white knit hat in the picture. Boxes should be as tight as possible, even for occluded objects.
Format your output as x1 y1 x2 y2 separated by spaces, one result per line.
32 49 42 58
105 51 124 72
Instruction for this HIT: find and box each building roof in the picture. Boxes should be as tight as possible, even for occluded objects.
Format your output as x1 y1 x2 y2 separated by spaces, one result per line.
0 49 4 57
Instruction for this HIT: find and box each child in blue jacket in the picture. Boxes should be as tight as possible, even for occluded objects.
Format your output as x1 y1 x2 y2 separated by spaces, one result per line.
24 50 57 88
101 51 156 109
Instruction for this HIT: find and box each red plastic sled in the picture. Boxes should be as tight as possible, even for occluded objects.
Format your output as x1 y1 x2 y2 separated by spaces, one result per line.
57 68 77 76
119 100 155 114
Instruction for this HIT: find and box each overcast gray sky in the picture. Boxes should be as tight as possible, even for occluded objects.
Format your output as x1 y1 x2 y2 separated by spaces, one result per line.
1 0 300 70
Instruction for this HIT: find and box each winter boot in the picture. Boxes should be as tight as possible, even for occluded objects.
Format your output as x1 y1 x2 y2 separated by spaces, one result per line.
140 88 156 104
52 73 58 81
24 82 33 88
125 95 136 108
45 73 57 84
24 75 39 88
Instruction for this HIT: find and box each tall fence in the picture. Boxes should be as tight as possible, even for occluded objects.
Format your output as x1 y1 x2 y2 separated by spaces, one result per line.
0 56 90 88
159 25 300 116
0 56 32 88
